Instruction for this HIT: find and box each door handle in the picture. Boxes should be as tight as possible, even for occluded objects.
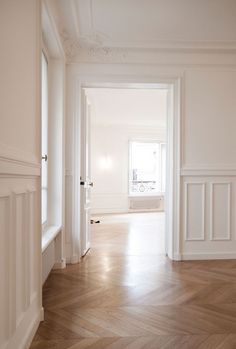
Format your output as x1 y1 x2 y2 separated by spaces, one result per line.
80 181 93 187
42 154 48 162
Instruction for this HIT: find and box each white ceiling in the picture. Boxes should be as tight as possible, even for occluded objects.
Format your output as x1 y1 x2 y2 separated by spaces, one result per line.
48 0 236 51
86 88 168 127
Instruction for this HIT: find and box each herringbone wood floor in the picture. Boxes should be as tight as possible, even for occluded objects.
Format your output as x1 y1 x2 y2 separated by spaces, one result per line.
30 213 236 348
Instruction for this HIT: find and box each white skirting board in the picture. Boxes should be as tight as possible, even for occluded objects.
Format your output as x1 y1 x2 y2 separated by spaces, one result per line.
180 252 236 260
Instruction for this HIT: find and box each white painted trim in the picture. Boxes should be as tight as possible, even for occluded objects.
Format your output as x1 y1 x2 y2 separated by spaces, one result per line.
0 142 40 167
5 300 42 349
53 258 66 269
0 144 40 177
95 40 236 52
173 253 182 261
171 78 181 260
181 166 236 177
42 1 65 59
210 181 231 241
70 77 181 262
40 307 44 321
91 208 164 215
18 310 41 349
42 225 62 253
70 254 80 264
181 252 236 261
63 38 236 63
184 182 206 241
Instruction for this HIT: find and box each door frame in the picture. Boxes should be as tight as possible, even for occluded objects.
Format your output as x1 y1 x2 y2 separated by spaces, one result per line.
71 77 181 261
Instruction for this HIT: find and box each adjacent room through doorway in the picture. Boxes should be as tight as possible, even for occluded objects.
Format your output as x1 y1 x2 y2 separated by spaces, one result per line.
84 87 168 256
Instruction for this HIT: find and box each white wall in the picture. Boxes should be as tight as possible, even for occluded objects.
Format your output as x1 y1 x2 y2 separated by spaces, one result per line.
41 1 66 284
181 69 236 259
90 124 166 214
65 50 236 261
0 1 42 348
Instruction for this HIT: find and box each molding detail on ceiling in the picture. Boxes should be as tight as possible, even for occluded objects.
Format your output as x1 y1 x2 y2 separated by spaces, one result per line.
52 0 236 63
76 47 128 63
59 31 236 65
60 29 128 63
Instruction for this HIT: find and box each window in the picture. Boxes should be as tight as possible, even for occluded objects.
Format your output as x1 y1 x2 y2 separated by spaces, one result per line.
129 141 166 196
41 52 48 225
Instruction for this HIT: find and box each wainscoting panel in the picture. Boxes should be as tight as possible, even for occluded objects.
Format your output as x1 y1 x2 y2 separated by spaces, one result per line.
28 189 38 304
184 182 205 241
210 182 231 241
65 174 72 245
181 175 236 260
14 191 27 327
0 192 10 348
0 177 41 349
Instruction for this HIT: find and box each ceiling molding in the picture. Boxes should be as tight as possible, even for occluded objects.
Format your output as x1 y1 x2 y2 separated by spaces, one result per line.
59 30 128 62
59 30 236 64
56 0 236 63
61 41 236 65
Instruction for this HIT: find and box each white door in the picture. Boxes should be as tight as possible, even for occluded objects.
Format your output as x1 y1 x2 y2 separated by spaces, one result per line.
80 90 93 256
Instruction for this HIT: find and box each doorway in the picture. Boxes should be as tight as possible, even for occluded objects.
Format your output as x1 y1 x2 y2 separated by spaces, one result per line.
79 82 179 259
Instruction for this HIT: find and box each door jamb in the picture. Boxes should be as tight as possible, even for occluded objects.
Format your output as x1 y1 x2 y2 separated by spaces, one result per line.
73 78 181 261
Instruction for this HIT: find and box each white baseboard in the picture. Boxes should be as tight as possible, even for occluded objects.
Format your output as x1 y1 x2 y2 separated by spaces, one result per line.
53 258 66 269
91 208 128 215
181 252 236 260
22 311 41 349
173 253 182 261
40 307 44 321
7 307 41 349
92 208 163 215
70 254 80 264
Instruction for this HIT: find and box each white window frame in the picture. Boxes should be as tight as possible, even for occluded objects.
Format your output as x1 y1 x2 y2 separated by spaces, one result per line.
128 139 166 197
160 143 166 194
41 50 49 229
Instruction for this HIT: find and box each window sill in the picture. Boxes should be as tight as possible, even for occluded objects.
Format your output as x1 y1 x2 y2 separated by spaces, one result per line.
42 225 61 253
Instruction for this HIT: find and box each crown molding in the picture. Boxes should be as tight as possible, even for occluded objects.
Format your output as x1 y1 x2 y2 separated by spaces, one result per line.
60 41 236 65
50 0 236 64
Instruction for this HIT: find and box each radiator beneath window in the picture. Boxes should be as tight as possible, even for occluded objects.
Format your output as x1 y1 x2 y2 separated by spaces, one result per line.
129 196 164 211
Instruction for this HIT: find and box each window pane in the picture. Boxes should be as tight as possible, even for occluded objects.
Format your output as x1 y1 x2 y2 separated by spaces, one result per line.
161 143 166 192
41 53 48 224
129 141 162 195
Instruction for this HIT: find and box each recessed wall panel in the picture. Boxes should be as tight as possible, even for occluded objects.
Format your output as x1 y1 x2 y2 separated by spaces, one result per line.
210 183 231 240
0 196 10 346
185 182 205 241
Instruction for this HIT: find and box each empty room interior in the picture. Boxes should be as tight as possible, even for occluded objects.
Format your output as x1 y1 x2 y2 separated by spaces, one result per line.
2 1 236 348
86 87 167 258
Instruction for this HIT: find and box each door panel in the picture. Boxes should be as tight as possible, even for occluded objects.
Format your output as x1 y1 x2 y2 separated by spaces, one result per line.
80 90 92 256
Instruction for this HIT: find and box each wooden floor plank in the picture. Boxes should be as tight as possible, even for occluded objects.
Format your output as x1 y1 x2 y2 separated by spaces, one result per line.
30 212 236 348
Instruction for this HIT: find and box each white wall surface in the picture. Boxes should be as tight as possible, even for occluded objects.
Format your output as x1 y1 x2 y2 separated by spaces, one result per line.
183 70 236 168
0 1 42 349
65 49 236 261
90 124 166 214
41 1 66 286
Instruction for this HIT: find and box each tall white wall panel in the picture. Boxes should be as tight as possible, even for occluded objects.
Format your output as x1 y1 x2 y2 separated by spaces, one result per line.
0 1 42 348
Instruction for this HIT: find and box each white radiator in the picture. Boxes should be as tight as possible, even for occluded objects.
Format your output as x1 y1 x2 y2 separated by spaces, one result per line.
129 196 164 211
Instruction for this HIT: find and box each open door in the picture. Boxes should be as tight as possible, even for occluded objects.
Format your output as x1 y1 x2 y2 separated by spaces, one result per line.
80 89 93 256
